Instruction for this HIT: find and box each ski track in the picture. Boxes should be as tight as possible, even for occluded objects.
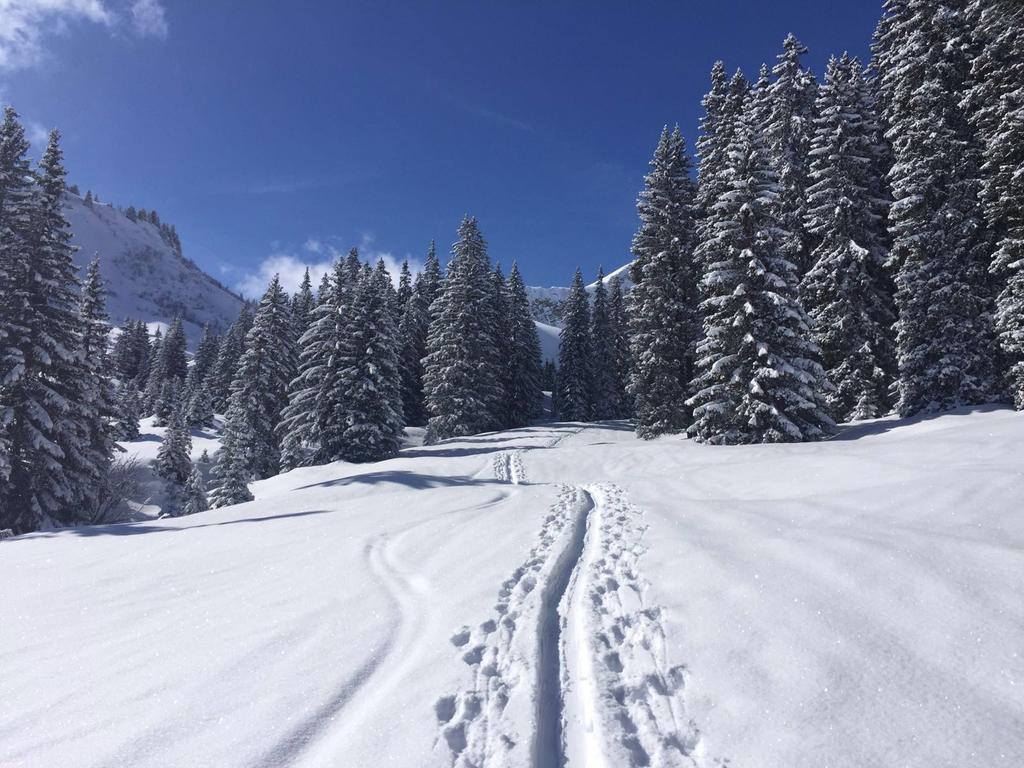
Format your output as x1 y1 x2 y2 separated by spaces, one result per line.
259 498 499 768
494 451 527 485
436 431 702 768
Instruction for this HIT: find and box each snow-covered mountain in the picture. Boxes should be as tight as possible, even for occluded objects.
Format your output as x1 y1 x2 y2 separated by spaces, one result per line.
526 261 634 326
64 192 245 343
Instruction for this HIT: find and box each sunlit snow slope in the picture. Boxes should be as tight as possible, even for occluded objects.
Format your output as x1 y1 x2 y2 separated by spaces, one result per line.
64 192 245 341
1 407 1021 768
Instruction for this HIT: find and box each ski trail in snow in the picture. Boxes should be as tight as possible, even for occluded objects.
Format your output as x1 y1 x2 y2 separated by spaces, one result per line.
493 451 527 485
435 477 702 768
562 484 702 767
252 533 407 768
435 485 590 767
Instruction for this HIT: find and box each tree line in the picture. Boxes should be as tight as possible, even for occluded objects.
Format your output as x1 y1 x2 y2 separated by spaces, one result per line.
587 0 1022 445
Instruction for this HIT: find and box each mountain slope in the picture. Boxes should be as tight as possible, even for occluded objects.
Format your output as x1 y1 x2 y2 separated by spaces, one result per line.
526 261 634 326
64 192 245 342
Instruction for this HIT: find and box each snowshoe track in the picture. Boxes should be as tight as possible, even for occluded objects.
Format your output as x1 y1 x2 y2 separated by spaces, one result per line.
568 484 702 767
435 474 701 768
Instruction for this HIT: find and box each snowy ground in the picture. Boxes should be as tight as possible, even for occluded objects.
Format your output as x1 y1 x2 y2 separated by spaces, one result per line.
1 408 1022 767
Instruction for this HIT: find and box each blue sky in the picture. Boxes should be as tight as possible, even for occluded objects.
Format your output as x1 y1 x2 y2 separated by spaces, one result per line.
2 0 881 293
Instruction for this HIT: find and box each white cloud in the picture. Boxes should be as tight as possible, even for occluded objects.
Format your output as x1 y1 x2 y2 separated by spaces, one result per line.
0 0 168 72
25 117 50 147
237 235 425 300
129 0 167 38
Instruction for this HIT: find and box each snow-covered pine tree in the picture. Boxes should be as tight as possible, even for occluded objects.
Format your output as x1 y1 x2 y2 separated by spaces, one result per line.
291 267 316 342
874 0 1000 414
72 257 117 515
422 217 500 442
504 262 544 427
396 272 430 427
337 262 404 462
688 85 833 444
628 126 700 437
0 106 36 496
397 259 413 310
279 258 348 468
317 270 332 304
116 380 142 441
0 125 92 531
207 306 254 412
183 324 220 397
488 263 513 429
180 465 208 516
607 274 632 417
800 54 896 421
158 316 188 384
154 377 181 427
208 433 253 508
695 68 749 274
589 268 620 420
420 240 443 309
558 268 592 422
764 34 819 276
968 0 1024 407
186 378 214 428
157 410 192 486
179 465 207 515
221 275 296 479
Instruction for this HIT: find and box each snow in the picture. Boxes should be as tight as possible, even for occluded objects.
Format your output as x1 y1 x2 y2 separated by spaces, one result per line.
534 320 560 363
64 193 245 343
1 407 1022 767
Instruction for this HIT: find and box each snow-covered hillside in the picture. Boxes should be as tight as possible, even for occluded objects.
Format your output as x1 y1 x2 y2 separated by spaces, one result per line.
64 193 245 342
526 261 634 327
2 407 1021 768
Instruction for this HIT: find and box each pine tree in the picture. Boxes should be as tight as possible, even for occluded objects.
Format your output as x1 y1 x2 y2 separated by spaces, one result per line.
969 0 1024 407
157 410 192 486
290 268 316 343
505 262 544 427
695 68 749 273
874 0 1000 414
423 217 501 442
589 268 620 419
688 86 833 444
186 378 214 428
488 263 512 429
72 257 117 514
116 381 141 441
420 240 443 309
159 316 188 383
397 272 431 427
557 269 592 421
221 275 296 479
337 262 404 462
207 307 254 412
180 465 208 516
208 433 253 508
607 275 632 416
766 34 819 276
629 127 699 437
0 106 35 494
279 256 356 468
183 324 220 397
397 259 413 309
800 55 896 421
0 125 90 531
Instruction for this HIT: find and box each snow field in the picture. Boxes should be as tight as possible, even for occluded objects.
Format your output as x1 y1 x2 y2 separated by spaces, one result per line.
1 409 1022 767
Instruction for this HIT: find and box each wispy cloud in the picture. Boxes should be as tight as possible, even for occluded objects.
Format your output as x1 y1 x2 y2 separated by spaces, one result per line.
129 0 167 38
236 233 424 299
0 0 168 73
